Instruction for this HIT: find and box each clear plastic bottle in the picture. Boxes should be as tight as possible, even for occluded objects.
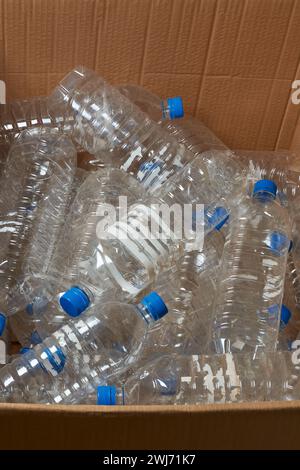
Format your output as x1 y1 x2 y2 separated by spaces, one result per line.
48 67 245 228
96 350 300 405
233 150 300 205
8 168 147 344
117 84 184 124
116 83 246 226
277 304 292 351
291 193 300 274
0 313 8 366
211 179 291 354
48 66 196 190
8 167 88 344
140 213 228 358
282 252 300 341
0 96 75 147
119 85 246 215
0 127 76 316
118 84 229 153
0 292 168 404
10 153 237 345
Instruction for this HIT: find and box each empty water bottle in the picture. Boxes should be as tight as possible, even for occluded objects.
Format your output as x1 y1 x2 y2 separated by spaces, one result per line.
140 211 228 358
118 84 184 124
96 349 300 405
118 84 229 153
277 304 292 351
0 127 76 317
117 83 246 226
0 96 75 147
8 168 147 344
234 150 300 205
9 167 89 344
49 67 245 232
49 66 195 190
0 313 8 366
211 179 291 353
282 252 300 341
0 292 168 404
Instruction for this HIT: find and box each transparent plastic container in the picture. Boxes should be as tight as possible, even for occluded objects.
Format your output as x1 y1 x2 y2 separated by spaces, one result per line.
49 66 195 191
96 350 300 405
234 150 300 205
0 96 75 147
0 127 76 316
8 168 148 344
140 215 228 358
0 292 168 404
118 84 229 153
211 179 291 354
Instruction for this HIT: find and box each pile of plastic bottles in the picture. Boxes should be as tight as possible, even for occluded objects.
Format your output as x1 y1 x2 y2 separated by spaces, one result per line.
0 66 299 406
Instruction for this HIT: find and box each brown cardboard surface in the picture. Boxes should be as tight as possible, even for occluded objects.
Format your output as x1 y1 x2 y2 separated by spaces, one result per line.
1 0 300 450
0 401 299 450
0 0 299 151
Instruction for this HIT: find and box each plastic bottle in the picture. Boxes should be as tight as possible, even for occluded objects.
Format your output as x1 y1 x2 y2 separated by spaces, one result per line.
233 150 300 205
0 96 75 147
276 304 292 351
0 127 76 317
96 350 300 405
49 67 245 228
118 84 229 153
117 83 246 219
282 252 300 341
211 179 291 354
0 292 168 404
0 313 8 366
11 164 234 347
9 168 88 344
8 168 147 344
117 84 184 124
140 212 228 358
48 66 196 190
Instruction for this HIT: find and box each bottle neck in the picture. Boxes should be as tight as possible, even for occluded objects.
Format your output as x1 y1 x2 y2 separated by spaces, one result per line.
253 192 276 203
136 303 156 325
160 99 178 121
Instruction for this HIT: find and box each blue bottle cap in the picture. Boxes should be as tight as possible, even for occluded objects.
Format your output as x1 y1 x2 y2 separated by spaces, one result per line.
266 231 290 256
280 304 291 328
26 303 34 315
267 304 280 321
140 291 168 321
59 286 90 317
0 313 6 336
206 206 229 231
20 347 31 354
30 330 43 345
159 376 178 396
167 96 184 119
253 179 277 199
97 385 117 405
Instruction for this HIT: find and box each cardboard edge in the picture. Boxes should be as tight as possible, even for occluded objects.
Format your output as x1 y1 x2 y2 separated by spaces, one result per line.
1 400 300 415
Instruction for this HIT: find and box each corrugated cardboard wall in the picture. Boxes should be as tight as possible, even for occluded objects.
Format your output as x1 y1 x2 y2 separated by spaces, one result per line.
0 0 299 151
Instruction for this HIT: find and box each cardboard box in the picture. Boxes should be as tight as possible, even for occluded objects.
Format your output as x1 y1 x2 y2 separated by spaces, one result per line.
0 0 300 449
